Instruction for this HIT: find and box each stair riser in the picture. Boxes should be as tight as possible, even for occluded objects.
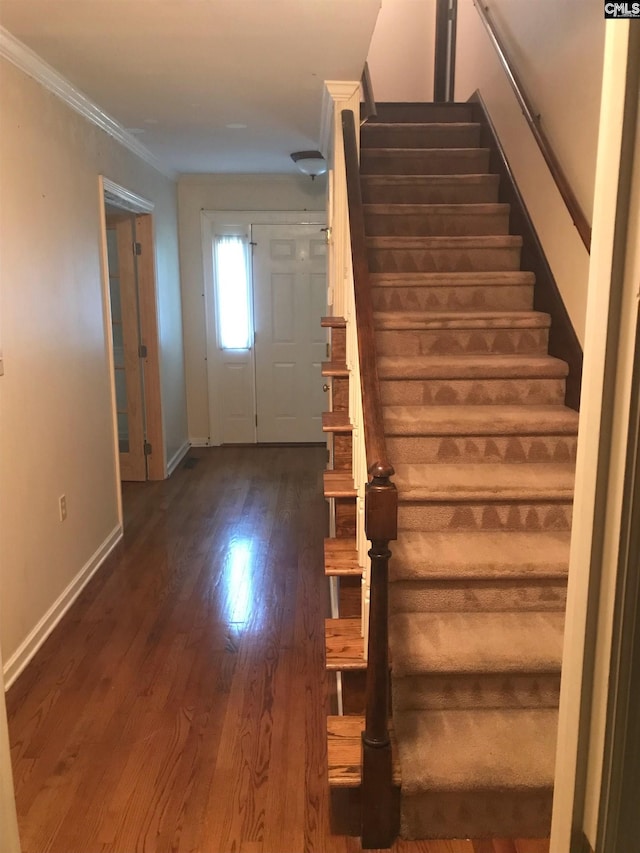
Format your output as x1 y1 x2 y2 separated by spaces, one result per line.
335 498 356 537
362 180 500 205
330 326 346 361
389 579 567 614
339 576 361 619
341 671 367 715
332 434 352 470
393 672 561 711
368 245 522 273
380 377 566 406
401 791 552 840
362 125 481 149
375 328 549 356
331 377 349 412
372 104 475 123
364 212 510 237
397 501 573 532
372 284 533 312
386 434 577 465
361 150 490 176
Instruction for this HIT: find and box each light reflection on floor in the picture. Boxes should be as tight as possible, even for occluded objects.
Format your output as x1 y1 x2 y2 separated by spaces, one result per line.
222 536 254 628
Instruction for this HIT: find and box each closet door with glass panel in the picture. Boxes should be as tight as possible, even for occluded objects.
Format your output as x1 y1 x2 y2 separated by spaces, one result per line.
106 216 147 480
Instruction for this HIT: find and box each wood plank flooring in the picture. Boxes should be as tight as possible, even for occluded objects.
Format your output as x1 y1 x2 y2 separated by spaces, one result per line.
6 446 549 853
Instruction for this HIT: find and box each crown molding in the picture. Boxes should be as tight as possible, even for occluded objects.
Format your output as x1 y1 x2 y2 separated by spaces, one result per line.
0 26 176 181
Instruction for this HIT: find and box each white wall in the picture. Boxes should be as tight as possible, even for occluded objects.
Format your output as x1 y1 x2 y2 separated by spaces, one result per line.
455 0 605 344
0 58 187 677
177 174 326 443
367 0 436 101
154 204 189 471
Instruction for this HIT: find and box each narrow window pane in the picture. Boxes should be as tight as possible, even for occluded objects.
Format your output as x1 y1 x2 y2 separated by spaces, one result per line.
214 235 251 349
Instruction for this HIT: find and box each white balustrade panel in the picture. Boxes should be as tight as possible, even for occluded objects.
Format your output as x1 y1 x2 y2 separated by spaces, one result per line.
323 82 370 661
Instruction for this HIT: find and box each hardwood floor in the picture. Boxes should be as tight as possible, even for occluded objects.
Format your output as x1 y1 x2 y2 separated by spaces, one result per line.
6 446 549 853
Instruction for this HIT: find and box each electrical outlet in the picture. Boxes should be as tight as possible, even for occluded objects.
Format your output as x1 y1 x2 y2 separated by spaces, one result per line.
59 494 67 522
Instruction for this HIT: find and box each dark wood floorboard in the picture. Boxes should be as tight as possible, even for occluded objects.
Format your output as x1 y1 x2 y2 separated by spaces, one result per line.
6 446 549 853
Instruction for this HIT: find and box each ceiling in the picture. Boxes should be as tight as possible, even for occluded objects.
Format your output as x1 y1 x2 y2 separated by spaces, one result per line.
0 0 381 175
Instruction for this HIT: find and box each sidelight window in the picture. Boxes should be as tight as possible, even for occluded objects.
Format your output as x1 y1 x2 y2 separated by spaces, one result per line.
213 234 252 350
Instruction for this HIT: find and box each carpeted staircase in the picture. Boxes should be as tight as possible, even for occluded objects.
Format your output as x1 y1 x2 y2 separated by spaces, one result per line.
359 103 578 839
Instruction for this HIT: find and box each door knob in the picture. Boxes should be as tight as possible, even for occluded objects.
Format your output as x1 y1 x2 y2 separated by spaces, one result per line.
323 383 329 392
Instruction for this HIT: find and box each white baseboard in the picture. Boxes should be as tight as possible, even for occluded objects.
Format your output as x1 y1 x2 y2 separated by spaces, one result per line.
166 440 191 476
3 524 123 689
188 437 211 448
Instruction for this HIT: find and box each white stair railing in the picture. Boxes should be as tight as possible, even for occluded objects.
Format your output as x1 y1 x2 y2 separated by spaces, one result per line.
321 81 370 659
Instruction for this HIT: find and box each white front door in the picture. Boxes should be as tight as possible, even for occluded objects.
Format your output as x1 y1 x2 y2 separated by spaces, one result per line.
252 224 327 443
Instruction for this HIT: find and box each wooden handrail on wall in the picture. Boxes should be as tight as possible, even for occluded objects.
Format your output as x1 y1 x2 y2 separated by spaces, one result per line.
341 107 398 850
473 1 592 252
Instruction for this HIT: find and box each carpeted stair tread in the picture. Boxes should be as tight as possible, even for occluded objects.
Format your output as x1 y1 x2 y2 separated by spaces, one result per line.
363 146 487 154
361 147 489 158
361 174 501 205
371 103 475 123
361 148 491 176
360 118 481 132
378 354 568 379
361 122 482 148
374 310 550 330
383 404 578 436
363 204 511 237
367 235 522 250
371 273 536 313
370 271 535 287
361 174 497 185
395 707 557 794
392 462 575 502
389 530 570 580
389 611 564 677
363 203 509 215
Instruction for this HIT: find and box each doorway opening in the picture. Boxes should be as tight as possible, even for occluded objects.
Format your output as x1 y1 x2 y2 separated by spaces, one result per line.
99 177 165 485
201 211 327 446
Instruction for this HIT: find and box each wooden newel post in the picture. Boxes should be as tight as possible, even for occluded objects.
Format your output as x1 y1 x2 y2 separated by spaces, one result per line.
361 462 398 849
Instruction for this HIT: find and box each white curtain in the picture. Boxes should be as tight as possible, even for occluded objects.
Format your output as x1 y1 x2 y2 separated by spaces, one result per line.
214 235 251 350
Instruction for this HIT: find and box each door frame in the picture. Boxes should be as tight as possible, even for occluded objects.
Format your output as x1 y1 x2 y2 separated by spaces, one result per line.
201 210 326 446
98 177 166 497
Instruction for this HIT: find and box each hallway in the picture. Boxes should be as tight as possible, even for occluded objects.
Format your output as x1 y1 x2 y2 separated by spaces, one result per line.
6 446 549 853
